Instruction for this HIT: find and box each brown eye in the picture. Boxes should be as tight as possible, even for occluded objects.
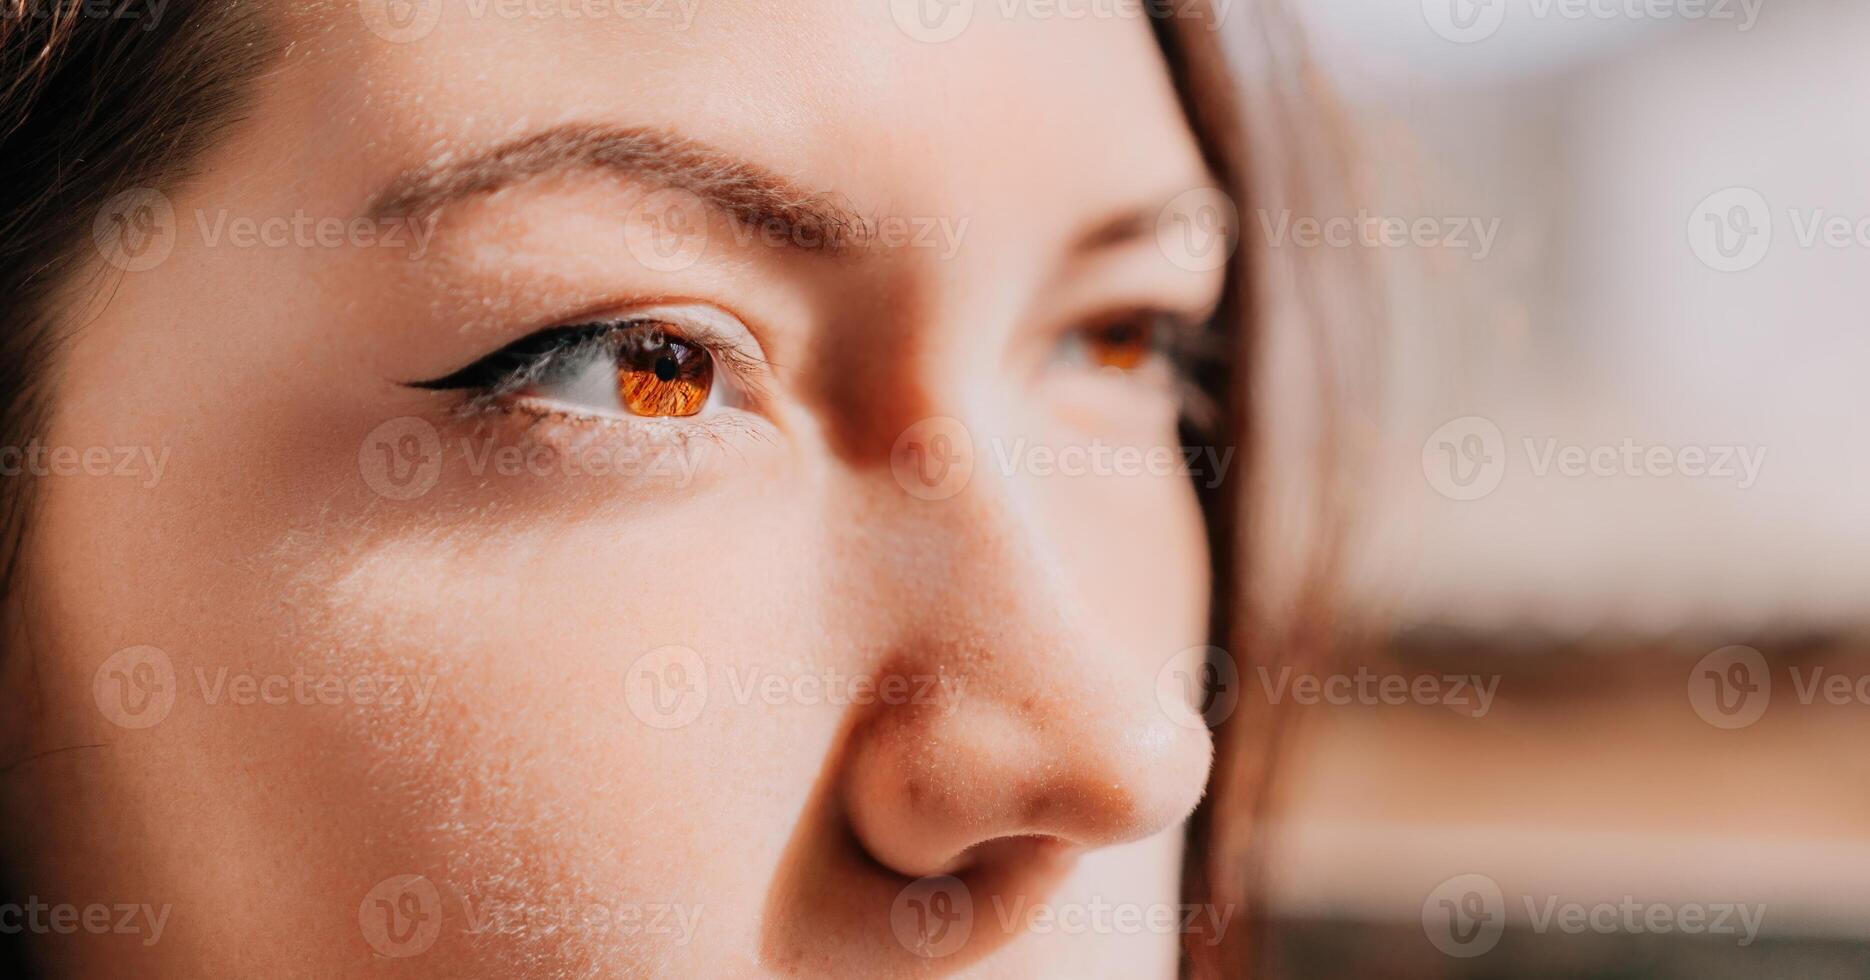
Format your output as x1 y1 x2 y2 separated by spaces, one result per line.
1082 316 1157 371
617 324 714 417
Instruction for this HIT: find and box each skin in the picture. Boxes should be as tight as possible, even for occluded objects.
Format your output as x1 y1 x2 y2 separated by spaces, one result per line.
1 1 1226 976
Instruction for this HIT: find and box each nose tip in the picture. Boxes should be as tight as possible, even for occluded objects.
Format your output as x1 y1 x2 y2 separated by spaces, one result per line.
842 690 1213 880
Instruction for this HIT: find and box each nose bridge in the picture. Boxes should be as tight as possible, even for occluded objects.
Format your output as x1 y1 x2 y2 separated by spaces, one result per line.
836 453 1080 693
832 468 1212 880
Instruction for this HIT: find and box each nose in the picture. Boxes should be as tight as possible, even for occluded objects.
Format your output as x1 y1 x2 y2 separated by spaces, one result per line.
836 484 1214 881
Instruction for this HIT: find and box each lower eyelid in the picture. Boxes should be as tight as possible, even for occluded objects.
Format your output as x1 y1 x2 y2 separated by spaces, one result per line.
496 395 625 427
489 395 766 449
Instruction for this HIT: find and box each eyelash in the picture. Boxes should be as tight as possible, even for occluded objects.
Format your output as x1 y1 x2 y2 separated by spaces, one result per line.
408 317 763 417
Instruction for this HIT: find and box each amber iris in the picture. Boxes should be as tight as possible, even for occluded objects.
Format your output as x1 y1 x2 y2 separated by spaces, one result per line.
1083 317 1155 371
617 325 714 417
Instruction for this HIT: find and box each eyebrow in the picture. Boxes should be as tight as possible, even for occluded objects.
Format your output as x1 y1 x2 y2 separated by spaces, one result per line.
1073 205 1160 255
365 123 870 253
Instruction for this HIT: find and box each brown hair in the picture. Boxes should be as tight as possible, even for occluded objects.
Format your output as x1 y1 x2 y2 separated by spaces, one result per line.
0 0 272 592
1155 4 1368 976
1148 10 1277 976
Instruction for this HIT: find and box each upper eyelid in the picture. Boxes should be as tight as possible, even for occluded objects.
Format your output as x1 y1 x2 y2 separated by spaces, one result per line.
1033 303 1215 361
406 303 770 393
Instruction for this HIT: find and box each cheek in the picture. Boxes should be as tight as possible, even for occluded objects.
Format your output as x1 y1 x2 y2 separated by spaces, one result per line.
295 498 832 912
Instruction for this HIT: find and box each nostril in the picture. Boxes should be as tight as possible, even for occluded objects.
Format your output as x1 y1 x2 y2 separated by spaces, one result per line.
949 834 1077 877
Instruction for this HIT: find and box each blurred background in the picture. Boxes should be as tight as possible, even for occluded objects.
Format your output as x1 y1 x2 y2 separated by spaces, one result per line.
1224 1 1870 976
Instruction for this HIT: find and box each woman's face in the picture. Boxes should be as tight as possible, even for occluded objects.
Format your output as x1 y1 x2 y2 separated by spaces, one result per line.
11 2 1225 975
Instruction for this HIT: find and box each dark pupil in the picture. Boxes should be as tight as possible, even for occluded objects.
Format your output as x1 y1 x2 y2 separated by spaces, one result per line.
654 353 680 382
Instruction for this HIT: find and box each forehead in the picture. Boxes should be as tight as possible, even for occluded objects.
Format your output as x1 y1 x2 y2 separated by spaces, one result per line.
277 0 1210 228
